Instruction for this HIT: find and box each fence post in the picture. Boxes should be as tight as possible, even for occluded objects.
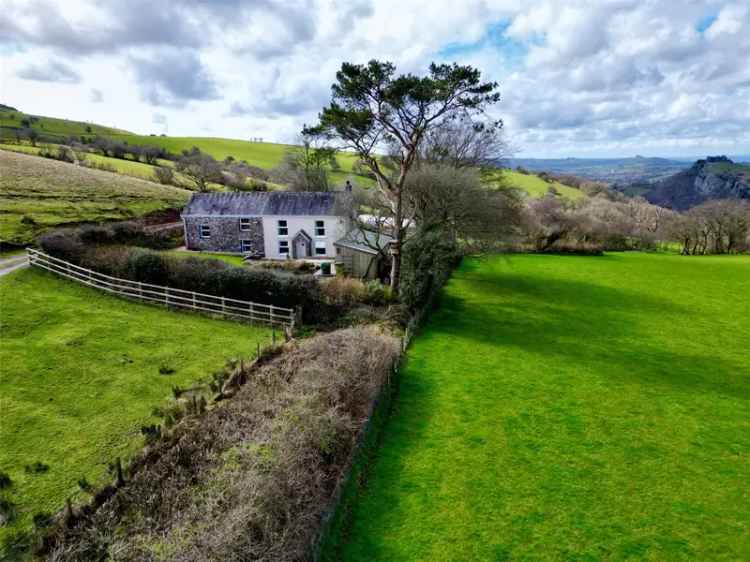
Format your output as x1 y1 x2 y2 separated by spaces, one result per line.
221 297 226 315
138 282 143 299
192 292 197 310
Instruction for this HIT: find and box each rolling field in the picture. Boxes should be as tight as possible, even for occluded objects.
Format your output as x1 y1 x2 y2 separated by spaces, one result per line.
0 150 190 245
0 107 129 139
0 267 272 548
336 253 750 561
491 169 585 199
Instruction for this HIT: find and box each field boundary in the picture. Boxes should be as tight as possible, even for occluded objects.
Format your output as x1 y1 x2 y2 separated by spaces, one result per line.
27 249 298 327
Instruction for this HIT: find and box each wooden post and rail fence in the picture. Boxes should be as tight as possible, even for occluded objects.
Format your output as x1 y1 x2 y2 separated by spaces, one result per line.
26 249 299 328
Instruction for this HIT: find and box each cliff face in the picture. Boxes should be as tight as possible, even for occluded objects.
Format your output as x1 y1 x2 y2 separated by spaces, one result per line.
645 156 750 210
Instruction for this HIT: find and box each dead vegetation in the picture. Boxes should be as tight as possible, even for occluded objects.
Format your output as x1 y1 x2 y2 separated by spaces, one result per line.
43 327 400 562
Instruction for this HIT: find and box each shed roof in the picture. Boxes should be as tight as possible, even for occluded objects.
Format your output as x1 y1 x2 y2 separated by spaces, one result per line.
334 228 394 255
182 191 352 217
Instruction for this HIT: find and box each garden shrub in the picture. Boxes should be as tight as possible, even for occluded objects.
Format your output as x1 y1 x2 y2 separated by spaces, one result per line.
126 249 171 285
400 229 462 312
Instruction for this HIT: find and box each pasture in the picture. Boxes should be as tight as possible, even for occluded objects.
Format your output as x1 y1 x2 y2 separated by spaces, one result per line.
337 253 750 561
0 150 189 245
491 168 585 199
0 267 272 547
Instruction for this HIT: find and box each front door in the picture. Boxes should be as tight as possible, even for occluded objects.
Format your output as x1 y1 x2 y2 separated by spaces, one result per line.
294 237 309 258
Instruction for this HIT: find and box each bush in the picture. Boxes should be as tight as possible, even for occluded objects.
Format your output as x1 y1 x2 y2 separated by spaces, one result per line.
0 470 11 489
254 259 315 274
126 249 171 285
320 277 366 307
152 165 175 185
400 230 462 311
43 328 400 561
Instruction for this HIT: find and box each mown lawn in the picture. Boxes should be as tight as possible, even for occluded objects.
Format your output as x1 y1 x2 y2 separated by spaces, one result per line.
337 253 750 561
0 268 272 547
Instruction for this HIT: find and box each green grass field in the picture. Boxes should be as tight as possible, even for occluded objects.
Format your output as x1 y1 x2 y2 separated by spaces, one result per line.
337 253 750 561
0 150 190 245
0 268 272 546
0 108 129 139
490 169 585 199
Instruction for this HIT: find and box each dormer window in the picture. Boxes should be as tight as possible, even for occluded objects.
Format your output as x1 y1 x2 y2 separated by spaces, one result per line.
278 220 288 236
315 220 325 237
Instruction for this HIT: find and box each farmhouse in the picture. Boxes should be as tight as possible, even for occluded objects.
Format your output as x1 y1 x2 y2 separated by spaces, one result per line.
182 191 391 278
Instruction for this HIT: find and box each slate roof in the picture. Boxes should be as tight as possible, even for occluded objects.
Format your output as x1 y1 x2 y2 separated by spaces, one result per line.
334 228 394 255
182 191 352 217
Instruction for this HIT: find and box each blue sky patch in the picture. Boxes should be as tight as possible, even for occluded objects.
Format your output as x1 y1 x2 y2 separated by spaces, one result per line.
438 20 528 68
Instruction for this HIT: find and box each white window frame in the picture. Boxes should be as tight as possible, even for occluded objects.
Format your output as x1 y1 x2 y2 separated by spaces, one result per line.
278 219 288 236
239 217 252 231
315 240 326 256
200 224 211 239
279 240 289 256
241 240 252 252
315 220 325 237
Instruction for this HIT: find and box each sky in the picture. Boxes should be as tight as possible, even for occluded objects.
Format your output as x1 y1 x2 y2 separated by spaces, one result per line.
1 0 748 159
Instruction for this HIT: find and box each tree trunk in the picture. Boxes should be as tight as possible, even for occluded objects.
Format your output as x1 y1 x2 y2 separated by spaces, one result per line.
389 189 403 293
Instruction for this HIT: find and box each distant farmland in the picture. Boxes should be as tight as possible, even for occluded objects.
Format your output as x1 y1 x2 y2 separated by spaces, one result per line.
0 150 189 245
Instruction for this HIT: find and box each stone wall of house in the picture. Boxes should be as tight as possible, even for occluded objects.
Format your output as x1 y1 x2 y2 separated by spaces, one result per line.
184 216 265 256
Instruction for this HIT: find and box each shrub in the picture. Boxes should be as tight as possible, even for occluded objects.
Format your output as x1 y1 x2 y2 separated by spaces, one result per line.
126 249 171 285
0 470 11 489
43 328 400 561
24 461 49 474
153 165 175 185
39 230 87 263
400 230 462 311
320 277 365 307
254 259 315 274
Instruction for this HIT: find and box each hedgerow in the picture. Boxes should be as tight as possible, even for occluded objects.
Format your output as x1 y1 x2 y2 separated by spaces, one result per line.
42 327 400 562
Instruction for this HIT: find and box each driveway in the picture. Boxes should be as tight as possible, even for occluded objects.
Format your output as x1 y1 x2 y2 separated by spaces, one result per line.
0 253 29 277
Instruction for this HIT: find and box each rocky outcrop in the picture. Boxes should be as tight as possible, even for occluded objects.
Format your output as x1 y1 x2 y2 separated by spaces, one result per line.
645 156 750 210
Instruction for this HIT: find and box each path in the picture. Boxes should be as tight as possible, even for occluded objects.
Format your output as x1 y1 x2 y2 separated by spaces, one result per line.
0 254 29 277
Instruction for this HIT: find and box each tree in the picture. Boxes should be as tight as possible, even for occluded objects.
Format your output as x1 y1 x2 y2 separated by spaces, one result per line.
153 165 175 185
271 136 337 191
418 114 509 170
175 147 222 191
404 163 523 249
23 127 39 147
304 60 500 292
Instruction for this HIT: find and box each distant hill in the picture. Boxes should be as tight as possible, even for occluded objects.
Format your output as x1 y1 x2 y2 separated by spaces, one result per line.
633 156 750 210
0 150 189 245
508 156 688 184
0 106 132 140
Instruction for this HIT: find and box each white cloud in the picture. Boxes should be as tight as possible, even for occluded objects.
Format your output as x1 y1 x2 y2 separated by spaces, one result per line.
0 0 747 157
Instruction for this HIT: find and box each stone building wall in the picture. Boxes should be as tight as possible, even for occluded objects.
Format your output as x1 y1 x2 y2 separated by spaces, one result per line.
184 216 265 257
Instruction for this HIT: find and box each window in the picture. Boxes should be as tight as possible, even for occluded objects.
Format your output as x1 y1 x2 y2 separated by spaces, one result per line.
279 240 289 255
241 240 252 252
315 240 326 256
278 220 288 236
240 218 252 231
200 224 211 238
315 220 325 237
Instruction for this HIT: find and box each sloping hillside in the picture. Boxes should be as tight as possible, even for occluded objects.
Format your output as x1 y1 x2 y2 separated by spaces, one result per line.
487 169 585 200
642 156 750 210
0 151 190 245
0 107 130 140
